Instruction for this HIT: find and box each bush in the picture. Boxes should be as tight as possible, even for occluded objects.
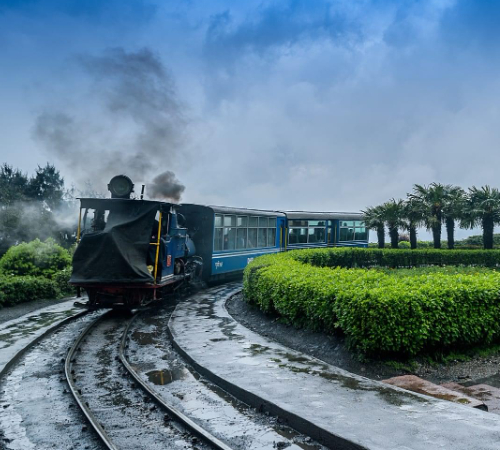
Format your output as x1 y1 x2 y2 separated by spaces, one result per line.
0 276 59 307
291 247 500 269
52 267 75 296
243 248 500 357
0 238 71 278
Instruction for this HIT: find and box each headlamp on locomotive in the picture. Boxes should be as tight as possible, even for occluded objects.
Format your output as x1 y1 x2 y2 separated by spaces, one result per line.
70 175 201 308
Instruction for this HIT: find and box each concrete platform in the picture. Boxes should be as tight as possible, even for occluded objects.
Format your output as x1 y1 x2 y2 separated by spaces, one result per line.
0 297 84 375
168 283 500 450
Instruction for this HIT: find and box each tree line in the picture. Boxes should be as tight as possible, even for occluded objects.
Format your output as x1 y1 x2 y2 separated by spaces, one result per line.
363 183 500 250
0 163 74 255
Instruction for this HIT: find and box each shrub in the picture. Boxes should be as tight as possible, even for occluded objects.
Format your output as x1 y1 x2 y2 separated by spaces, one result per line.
0 238 71 278
52 267 75 296
291 247 500 269
0 276 59 307
243 248 500 357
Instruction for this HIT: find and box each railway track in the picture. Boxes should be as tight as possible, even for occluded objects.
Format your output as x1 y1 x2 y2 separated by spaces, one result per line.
0 309 105 450
65 311 230 450
1 291 323 450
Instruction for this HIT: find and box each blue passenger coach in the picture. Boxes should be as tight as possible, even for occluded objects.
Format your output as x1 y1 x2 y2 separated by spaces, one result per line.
285 211 368 250
178 205 367 281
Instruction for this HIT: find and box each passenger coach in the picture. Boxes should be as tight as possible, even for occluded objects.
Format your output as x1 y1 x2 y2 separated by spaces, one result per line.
178 205 368 281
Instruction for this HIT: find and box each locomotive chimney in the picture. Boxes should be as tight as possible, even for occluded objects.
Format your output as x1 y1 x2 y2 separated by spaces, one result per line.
108 175 134 199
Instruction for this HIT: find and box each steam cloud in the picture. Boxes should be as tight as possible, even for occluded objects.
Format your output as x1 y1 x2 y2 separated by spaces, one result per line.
34 47 187 202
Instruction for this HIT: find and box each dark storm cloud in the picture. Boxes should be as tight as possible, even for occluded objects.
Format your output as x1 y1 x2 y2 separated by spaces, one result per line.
34 47 186 202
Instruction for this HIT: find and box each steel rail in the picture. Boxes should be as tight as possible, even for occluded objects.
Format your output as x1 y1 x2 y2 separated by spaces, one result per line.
0 308 88 380
64 311 119 450
119 313 235 450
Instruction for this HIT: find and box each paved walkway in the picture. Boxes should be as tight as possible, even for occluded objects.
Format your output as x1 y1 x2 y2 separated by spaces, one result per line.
169 283 500 450
0 298 84 375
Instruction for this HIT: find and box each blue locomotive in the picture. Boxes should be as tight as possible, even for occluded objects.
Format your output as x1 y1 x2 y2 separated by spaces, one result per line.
70 176 368 307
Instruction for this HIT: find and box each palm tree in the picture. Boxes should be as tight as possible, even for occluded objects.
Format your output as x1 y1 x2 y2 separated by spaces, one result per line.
403 198 425 249
464 186 500 249
442 185 466 250
381 199 406 249
409 183 448 249
362 205 386 248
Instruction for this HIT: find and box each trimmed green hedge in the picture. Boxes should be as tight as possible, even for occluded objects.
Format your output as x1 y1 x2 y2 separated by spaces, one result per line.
293 247 500 269
0 276 59 307
243 249 500 357
0 238 71 278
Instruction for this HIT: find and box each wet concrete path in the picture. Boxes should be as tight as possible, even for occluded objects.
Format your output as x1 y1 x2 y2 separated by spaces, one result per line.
0 298 84 375
127 306 325 450
169 283 500 450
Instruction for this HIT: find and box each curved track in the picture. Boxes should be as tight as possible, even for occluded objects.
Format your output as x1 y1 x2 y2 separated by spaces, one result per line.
0 309 105 450
65 313 116 449
123 303 322 450
65 311 233 450
119 314 234 450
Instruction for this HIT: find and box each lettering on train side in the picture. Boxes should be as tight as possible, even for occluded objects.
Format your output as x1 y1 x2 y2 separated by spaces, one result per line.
215 261 223 269
247 257 254 265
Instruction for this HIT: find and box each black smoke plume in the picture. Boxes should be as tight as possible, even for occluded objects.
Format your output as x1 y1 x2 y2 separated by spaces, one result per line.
34 47 186 202
148 171 185 201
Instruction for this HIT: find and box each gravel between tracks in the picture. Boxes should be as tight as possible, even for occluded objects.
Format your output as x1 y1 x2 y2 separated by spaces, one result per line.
72 313 211 450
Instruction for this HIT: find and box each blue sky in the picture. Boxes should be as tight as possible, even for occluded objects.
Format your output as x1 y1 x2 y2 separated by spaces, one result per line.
1 0 500 238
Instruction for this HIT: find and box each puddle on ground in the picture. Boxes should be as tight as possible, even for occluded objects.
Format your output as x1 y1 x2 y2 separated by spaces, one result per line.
132 330 157 346
0 310 78 348
146 368 189 385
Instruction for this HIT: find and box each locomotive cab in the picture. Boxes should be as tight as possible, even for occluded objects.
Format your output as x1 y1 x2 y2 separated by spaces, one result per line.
70 177 199 308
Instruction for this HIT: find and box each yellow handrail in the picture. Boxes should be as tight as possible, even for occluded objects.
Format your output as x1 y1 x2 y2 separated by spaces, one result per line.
76 207 82 243
152 212 162 283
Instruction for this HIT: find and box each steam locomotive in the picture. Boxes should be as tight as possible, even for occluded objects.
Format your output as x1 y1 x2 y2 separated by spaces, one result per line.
70 175 368 308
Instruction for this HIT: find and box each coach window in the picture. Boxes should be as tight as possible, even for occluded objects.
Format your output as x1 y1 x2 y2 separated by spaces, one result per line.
223 227 236 250
339 220 357 241
214 228 223 251
289 220 308 227
214 214 223 251
308 220 326 243
224 215 236 227
247 216 258 248
257 227 267 247
236 216 248 249
354 221 367 240
289 228 307 244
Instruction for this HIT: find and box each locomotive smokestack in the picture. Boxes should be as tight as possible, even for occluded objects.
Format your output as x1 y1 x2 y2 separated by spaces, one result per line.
108 175 134 199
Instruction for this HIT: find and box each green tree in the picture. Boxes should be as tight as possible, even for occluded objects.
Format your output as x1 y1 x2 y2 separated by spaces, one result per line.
464 186 500 249
26 163 65 210
362 205 386 248
381 199 406 249
403 198 425 250
0 163 69 255
410 183 448 249
0 164 29 205
442 185 466 250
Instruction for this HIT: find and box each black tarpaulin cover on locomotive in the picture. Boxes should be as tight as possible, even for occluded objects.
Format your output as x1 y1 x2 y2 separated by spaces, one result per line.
70 199 163 284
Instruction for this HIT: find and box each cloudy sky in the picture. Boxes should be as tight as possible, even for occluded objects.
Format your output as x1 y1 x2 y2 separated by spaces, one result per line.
1 0 499 238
